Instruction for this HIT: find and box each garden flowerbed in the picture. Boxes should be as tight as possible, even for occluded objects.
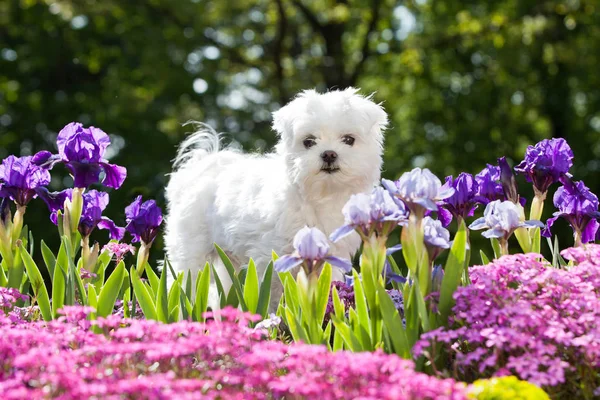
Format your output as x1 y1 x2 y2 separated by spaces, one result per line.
1 123 599 398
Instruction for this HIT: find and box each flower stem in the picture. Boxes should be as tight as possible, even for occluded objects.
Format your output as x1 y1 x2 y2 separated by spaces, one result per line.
499 238 509 256
10 206 26 245
530 190 546 221
69 187 85 236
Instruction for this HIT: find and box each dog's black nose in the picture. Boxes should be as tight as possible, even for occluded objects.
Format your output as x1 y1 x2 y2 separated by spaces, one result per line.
321 150 338 164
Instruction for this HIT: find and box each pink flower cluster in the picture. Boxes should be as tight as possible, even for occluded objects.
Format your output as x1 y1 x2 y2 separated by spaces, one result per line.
0 304 466 399
415 246 600 397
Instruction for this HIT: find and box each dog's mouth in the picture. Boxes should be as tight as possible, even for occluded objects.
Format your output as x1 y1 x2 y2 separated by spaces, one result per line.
320 165 340 174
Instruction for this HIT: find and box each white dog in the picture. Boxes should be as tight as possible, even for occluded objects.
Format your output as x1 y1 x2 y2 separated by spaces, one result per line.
164 87 388 309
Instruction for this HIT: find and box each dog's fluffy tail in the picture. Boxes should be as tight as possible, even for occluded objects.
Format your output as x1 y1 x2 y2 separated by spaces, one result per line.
173 121 221 170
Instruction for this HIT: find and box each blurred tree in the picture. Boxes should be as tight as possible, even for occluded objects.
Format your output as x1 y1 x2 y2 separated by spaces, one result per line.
1 0 599 261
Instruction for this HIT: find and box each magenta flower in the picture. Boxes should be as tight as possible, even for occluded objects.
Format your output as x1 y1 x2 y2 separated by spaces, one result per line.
275 227 351 275
0 155 51 207
543 178 600 244
330 186 409 242
102 242 136 264
515 138 573 194
415 249 600 395
32 122 127 189
38 188 124 239
437 173 480 227
125 196 163 245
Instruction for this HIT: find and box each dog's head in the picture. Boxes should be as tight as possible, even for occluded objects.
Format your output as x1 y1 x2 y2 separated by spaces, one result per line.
272 88 388 199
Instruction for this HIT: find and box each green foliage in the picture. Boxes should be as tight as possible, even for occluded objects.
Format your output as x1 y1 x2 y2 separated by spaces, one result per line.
2 0 598 261
468 376 550 400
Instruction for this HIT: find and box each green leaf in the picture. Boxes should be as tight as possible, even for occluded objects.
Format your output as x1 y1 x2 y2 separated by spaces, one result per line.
88 284 98 314
51 261 66 318
185 269 193 300
146 265 160 296
194 264 211 321
285 306 309 343
244 259 259 314
214 244 248 311
41 240 56 278
167 278 182 323
20 245 52 321
439 219 467 326
351 269 371 344
256 261 273 318
479 249 490 265
157 263 170 323
315 263 332 324
131 270 157 320
96 261 126 318
377 285 410 358
211 263 227 309
490 238 502 259
410 278 431 332
331 314 362 352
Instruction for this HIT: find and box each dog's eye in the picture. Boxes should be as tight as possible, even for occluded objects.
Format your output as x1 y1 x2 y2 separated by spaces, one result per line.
342 135 355 146
303 137 317 149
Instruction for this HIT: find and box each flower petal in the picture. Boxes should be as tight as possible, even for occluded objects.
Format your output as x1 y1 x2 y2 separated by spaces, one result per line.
101 162 127 189
98 217 126 241
329 224 355 242
324 256 352 273
273 255 303 273
437 206 453 228
386 244 402 255
468 217 488 231
437 187 455 200
381 178 398 195
482 228 505 239
521 219 545 229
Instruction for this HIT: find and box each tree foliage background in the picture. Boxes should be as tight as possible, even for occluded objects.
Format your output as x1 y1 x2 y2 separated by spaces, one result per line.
1 0 599 259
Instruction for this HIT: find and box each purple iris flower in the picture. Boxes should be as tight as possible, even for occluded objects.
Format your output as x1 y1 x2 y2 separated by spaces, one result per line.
32 122 127 189
125 195 163 244
515 138 573 194
437 173 480 227
475 162 526 207
431 264 444 293
543 179 600 244
0 155 51 207
275 227 352 275
469 200 543 239
38 188 124 239
330 187 409 242
382 168 454 215
475 164 504 203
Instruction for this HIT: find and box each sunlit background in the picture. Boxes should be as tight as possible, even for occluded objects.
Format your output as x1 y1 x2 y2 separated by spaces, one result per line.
2 0 599 261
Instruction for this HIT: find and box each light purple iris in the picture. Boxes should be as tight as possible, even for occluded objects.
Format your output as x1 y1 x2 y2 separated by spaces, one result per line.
437 173 480 227
38 188 124 239
515 138 573 194
330 187 409 242
275 227 352 275
382 168 454 215
423 216 451 250
0 155 51 207
543 179 600 244
469 200 543 239
32 122 127 189
431 264 444 293
125 196 163 245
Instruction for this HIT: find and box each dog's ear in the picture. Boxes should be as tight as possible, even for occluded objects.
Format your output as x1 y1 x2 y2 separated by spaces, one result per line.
344 88 388 134
272 89 316 139
272 104 292 139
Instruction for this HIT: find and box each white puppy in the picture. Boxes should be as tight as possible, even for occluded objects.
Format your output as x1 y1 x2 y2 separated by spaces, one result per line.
164 87 388 309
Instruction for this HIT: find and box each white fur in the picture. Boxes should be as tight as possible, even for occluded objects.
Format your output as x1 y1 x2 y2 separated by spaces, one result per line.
164 87 388 310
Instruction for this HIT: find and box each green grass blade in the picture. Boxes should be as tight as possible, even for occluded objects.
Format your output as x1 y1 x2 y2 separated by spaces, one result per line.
20 244 52 321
